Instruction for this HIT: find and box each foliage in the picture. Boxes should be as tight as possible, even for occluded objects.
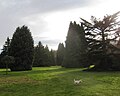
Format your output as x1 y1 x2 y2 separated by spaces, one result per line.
49 50 56 66
0 37 11 68
33 42 56 67
1 55 14 75
81 11 120 71
1 37 11 55
0 66 120 96
33 41 45 67
9 25 34 71
43 45 51 66
56 43 65 66
63 21 88 68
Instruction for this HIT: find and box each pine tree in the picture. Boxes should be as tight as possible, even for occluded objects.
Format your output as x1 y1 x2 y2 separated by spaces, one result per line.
9 25 34 71
42 45 51 66
0 37 11 68
33 41 45 67
63 21 87 68
56 43 64 66
49 50 56 66
1 37 10 56
33 43 54 67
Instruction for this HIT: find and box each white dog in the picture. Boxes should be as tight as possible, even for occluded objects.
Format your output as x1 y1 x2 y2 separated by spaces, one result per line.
74 79 82 85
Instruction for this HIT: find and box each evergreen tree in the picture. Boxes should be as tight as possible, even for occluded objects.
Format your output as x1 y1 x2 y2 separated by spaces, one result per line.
63 21 87 68
42 45 51 66
0 37 11 68
33 41 45 67
33 43 54 67
1 55 14 75
81 11 120 71
49 50 56 66
9 25 34 71
1 37 10 56
56 43 64 66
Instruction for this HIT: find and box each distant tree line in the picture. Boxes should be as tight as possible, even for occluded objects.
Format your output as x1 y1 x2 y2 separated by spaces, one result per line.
33 41 55 67
57 11 120 71
0 12 120 71
0 25 55 71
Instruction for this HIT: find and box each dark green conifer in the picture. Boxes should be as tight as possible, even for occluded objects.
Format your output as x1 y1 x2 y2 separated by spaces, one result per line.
9 25 34 71
56 43 64 66
33 41 44 67
63 21 87 68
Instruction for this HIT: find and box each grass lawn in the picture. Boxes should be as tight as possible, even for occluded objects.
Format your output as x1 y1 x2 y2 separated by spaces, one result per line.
0 66 120 96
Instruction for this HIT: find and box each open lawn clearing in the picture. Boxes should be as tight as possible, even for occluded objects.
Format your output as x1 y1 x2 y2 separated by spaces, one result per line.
0 66 120 96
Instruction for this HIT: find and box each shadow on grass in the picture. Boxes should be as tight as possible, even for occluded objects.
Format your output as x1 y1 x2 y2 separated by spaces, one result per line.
0 66 82 77
1 66 119 79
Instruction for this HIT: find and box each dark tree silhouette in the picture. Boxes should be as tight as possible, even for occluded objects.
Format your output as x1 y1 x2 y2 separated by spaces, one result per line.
42 45 51 66
9 25 34 71
49 50 56 66
63 21 87 68
33 41 45 67
56 43 65 66
81 11 120 71
1 55 14 75
33 42 55 67
0 37 11 68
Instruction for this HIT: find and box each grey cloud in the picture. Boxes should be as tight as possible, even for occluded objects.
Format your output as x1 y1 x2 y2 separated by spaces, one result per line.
34 36 48 44
0 0 97 50
29 0 94 13
41 39 62 46
34 36 62 46
0 0 96 16
34 39 61 50
22 15 49 36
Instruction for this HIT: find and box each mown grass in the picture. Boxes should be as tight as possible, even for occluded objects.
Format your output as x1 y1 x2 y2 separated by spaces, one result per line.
0 66 120 96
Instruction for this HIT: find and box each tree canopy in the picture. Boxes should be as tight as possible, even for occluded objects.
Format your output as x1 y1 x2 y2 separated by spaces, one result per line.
56 43 65 66
33 42 56 67
1 55 14 74
0 37 11 68
9 25 34 71
63 21 87 68
81 11 120 71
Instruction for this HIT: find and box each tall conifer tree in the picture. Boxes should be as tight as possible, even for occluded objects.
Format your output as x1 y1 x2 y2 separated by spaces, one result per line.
0 37 11 68
33 41 44 67
63 21 87 68
9 25 34 71
56 43 64 66
49 50 56 66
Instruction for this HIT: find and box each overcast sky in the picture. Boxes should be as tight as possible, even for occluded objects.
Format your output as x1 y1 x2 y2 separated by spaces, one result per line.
0 0 120 51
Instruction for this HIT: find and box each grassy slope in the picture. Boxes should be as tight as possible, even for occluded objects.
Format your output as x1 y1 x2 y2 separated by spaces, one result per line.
0 66 120 96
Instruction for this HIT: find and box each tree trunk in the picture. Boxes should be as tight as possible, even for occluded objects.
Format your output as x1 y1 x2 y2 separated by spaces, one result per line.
6 63 8 75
